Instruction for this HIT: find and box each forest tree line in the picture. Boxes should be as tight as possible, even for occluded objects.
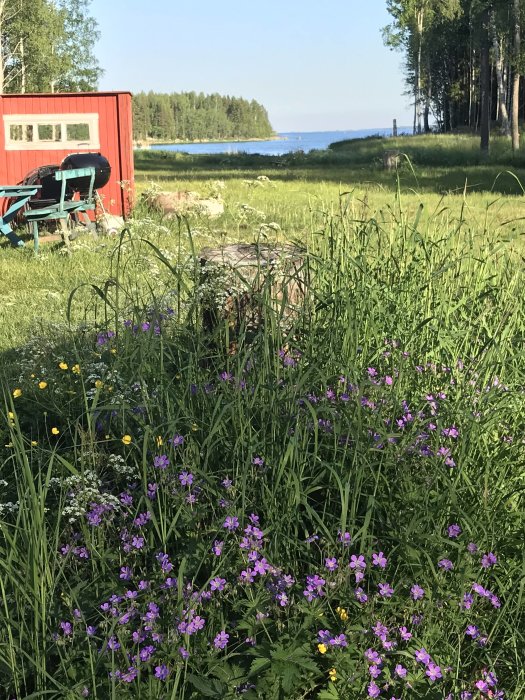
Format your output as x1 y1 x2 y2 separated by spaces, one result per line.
384 0 523 150
132 92 274 142
0 0 100 93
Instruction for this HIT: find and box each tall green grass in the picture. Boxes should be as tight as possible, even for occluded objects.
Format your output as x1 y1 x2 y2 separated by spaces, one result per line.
0 194 523 697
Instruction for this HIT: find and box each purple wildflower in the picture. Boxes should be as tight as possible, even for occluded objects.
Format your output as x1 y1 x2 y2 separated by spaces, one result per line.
325 557 338 571
415 647 430 665
481 552 497 569
368 680 381 698
378 583 394 598
426 663 442 681
447 523 461 538
214 630 229 649
411 584 425 600
372 551 387 568
210 577 226 592
153 454 169 469
154 664 169 680
438 558 454 571
349 554 366 570
223 515 239 531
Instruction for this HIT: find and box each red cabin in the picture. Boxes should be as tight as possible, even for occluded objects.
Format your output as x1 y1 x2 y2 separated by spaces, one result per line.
0 91 134 217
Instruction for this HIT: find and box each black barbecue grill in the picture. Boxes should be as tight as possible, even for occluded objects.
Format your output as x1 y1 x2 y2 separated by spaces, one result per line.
22 152 111 210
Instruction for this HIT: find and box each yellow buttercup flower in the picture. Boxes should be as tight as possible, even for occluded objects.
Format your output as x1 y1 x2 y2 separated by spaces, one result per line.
336 606 348 622
38 381 48 390
317 643 328 654
12 388 22 398
156 435 163 447
59 362 68 370
71 364 81 374
31 441 38 446
94 379 104 389
8 412 14 420
191 423 198 431
121 434 132 445
51 427 60 435
328 668 337 682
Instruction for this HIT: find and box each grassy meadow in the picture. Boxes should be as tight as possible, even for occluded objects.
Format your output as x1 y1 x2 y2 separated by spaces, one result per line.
0 133 523 699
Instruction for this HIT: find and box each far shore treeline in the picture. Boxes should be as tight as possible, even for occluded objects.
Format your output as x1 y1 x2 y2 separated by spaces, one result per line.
132 91 274 143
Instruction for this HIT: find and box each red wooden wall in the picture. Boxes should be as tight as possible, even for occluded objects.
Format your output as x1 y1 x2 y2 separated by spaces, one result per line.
0 92 134 217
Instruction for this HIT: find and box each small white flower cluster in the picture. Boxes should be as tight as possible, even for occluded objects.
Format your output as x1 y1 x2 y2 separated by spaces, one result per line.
61 470 120 524
0 501 19 516
107 453 138 479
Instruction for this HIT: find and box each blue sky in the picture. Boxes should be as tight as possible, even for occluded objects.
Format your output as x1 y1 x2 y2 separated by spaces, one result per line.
89 0 413 132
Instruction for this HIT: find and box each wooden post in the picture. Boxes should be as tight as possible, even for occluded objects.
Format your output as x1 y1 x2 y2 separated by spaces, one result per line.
393 119 398 137
199 243 307 338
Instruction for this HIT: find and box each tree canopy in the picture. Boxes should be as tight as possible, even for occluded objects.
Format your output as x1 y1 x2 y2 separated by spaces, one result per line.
132 92 275 143
384 0 523 150
0 0 101 94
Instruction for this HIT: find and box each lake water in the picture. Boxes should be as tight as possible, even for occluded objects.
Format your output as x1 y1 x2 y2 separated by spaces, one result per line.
148 128 411 157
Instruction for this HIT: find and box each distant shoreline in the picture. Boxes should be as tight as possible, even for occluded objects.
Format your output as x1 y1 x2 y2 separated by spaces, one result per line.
135 135 281 149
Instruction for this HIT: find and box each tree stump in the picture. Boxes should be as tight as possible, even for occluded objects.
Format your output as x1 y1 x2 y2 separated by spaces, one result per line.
383 150 401 169
199 243 307 338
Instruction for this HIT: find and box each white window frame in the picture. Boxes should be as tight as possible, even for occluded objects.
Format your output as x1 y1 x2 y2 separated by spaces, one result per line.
3 113 100 151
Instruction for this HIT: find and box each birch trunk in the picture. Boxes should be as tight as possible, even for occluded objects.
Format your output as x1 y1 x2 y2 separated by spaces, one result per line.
490 13 510 136
511 0 520 151
480 8 491 156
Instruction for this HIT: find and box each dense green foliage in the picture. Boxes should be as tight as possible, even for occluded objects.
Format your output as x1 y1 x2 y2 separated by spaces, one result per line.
0 138 523 697
0 205 523 698
0 0 101 93
383 0 522 136
132 91 274 142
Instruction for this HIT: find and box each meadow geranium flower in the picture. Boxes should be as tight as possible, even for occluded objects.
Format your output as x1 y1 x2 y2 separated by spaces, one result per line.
60 621 73 635
475 680 489 693
179 646 189 659
415 647 431 665
466 625 479 638
462 593 474 609
212 540 223 556
372 551 387 568
426 663 442 681
214 630 229 649
240 568 255 584
369 665 381 678
411 584 425 600
378 583 394 598
121 434 132 445
153 454 169 469
481 552 497 568
252 455 264 467
448 523 461 538
178 471 193 486
154 665 169 680
210 577 226 592
329 634 347 647
223 515 239 531
107 636 120 651
325 557 338 571
395 664 407 677
86 625 96 636
367 681 380 697
170 434 184 446
338 531 352 545
349 554 366 570
438 558 454 570
275 592 288 606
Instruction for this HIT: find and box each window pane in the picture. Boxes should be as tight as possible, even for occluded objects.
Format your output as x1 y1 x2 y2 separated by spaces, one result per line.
25 125 33 141
66 123 90 141
37 124 62 141
10 125 23 141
